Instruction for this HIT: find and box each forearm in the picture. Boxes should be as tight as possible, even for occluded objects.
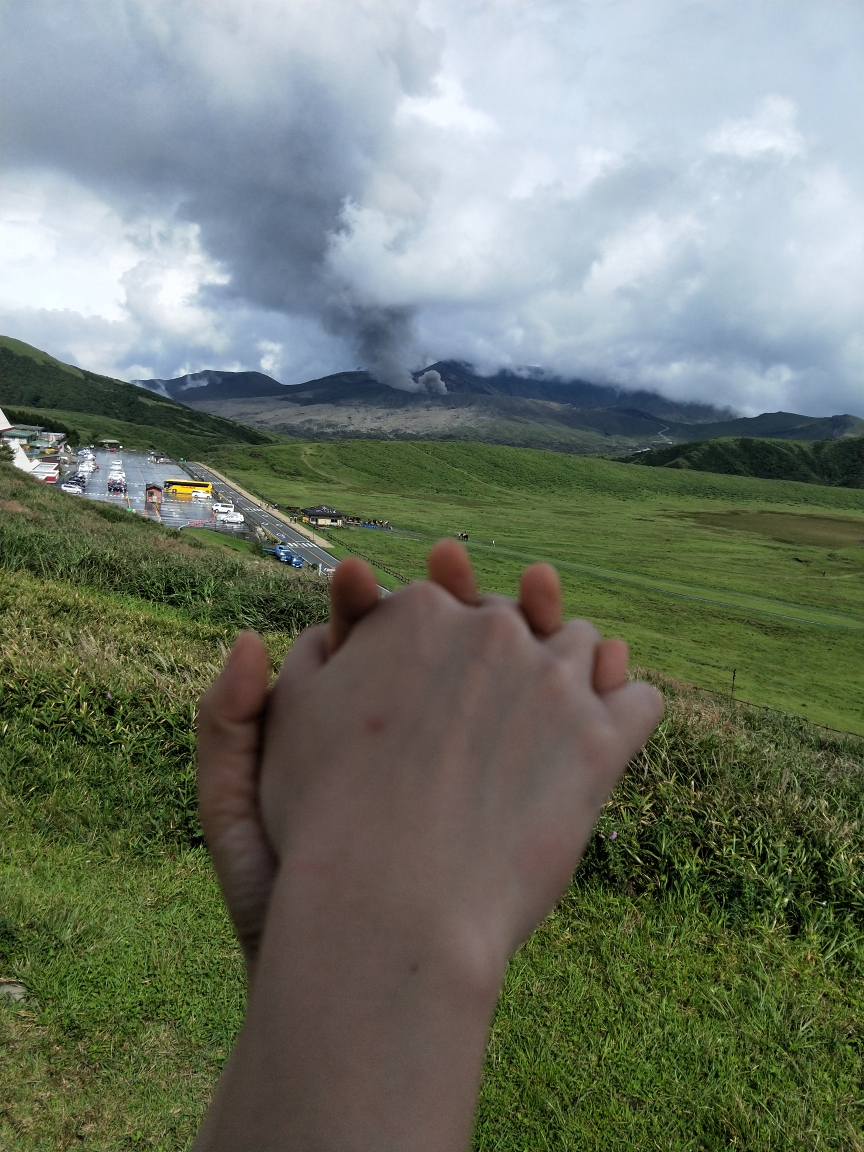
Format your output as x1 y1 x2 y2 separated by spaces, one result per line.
194 863 503 1151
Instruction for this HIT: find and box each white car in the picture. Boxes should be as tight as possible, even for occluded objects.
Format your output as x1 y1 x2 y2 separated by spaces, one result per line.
60 482 84 494
211 502 234 514
217 511 245 524
192 490 212 501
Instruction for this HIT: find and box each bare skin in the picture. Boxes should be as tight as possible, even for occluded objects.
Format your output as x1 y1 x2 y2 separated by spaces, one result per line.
197 542 630 975
195 540 660 1149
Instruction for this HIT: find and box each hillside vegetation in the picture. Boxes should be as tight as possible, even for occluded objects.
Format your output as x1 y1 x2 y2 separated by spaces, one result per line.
0 336 270 457
1 461 862 1149
619 435 864 488
213 439 864 732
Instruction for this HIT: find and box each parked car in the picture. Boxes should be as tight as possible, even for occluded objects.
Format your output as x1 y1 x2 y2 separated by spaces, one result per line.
61 481 85 494
192 490 212 501
211 502 234 514
216 511 245 524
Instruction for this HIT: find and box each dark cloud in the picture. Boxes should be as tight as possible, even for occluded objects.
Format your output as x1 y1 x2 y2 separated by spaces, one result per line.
1 1 861 414
1 1 442 379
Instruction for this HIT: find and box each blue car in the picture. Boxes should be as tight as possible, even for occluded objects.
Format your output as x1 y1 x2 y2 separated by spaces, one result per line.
273 543 304 567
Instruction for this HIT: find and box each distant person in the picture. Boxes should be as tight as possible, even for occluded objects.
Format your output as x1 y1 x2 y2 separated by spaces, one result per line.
194 540 662 1150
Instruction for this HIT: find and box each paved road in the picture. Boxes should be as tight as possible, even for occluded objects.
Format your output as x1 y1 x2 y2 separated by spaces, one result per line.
184 462 340 573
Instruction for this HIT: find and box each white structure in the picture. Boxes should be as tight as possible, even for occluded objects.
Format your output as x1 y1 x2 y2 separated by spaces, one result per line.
0 407 12 433
10 440 35 473
30 460 60 483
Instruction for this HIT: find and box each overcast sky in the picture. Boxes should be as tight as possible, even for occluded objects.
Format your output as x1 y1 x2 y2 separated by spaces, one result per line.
2 0 861 414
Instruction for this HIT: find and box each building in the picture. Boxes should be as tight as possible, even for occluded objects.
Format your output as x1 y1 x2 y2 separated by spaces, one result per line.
100 439 122 450
1 425 42 446
301 505 344 528
30 461 61 483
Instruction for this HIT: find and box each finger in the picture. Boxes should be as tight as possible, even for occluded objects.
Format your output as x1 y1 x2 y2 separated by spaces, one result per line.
200 630 271 730
519 563 562 636
427 537 478 604
593 638 629 694
329 557 380 654
197 632 276 967
601 680 665 759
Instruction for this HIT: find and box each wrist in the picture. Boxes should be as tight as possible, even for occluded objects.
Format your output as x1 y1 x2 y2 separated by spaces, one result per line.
196 861 503 1151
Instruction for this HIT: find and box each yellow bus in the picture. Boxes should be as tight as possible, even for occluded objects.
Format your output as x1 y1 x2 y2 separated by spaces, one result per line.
163 479 212 497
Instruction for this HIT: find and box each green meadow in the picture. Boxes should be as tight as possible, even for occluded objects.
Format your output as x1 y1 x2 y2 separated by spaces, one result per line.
3 462 863 1149
211 440 864 733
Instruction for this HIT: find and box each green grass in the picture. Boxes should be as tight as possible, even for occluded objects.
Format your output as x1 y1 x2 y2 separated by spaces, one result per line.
2 456 864 1149
208 440 864 733
1 556 862 1147
618 435 864 489
180 527 258 555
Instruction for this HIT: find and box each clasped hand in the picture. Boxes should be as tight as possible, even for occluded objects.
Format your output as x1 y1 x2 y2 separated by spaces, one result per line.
194 540 662 1151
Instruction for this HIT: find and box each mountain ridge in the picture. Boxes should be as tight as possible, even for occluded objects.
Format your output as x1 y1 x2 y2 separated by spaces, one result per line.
133 361 863 453
135 360 735 424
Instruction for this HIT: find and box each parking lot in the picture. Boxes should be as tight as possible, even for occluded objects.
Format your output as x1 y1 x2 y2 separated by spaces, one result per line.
62 450 223 529
62 451 340 572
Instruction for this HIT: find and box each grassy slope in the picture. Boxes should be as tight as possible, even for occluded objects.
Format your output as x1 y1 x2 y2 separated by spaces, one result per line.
2 465 863 1149
211 440 864 732
0 336 270 457
674 410 864 442
619 435 864 488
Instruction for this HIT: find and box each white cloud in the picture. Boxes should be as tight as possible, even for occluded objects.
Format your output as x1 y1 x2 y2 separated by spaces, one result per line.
707 95 806 161
396 74 499 134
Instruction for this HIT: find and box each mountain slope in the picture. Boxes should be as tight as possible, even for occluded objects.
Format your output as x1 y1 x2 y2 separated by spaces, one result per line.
671 411 864 443
136 360 733 423
133 368 287 401
0 336 270 455
619 436 864 489
140 362 729 453
136 360 862 455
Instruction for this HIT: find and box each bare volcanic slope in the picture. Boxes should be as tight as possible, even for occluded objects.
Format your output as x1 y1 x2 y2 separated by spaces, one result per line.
134 361 864 455
135 362 739 453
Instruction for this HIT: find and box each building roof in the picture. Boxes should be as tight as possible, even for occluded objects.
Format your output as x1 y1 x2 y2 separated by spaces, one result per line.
301 505 343 517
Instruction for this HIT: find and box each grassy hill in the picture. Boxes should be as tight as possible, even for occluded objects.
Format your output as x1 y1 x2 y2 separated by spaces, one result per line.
618 436 864 488
212 439 864 733
0 336 271 457
1 459 862 1148
673 410 864 442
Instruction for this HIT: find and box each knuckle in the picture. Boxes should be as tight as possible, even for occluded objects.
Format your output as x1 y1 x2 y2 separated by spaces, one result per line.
397 579 447 614
563 618 601 648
